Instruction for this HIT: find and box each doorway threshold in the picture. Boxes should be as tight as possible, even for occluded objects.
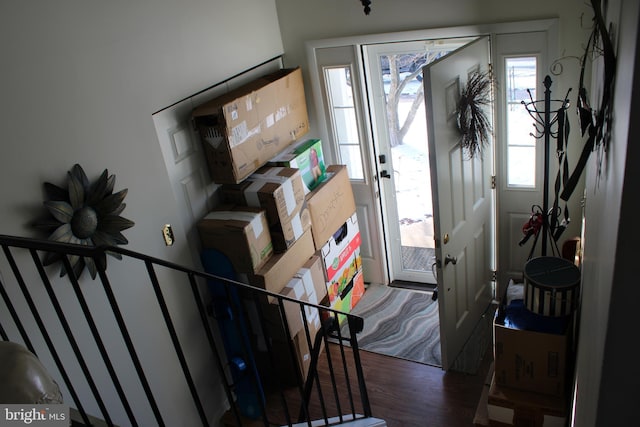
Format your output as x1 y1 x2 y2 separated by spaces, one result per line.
389 280 436 292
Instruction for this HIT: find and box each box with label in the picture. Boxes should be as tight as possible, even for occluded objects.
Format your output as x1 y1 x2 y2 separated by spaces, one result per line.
222 166 309 252
268 138 327 194
487 374 568 427
196 208 272 274
245 229 315 296
192 67 309 184
320 212 364 312
295 255 328 305
305 165 356 250
493 304 573 397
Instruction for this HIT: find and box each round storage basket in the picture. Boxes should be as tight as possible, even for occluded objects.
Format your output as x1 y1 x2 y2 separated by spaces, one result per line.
523 256 580 317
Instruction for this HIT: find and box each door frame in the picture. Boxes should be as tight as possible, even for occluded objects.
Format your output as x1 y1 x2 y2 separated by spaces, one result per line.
306 18 558 289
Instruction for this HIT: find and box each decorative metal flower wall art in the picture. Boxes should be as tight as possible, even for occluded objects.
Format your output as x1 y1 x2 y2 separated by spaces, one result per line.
456 70 493 159
33 164 134 279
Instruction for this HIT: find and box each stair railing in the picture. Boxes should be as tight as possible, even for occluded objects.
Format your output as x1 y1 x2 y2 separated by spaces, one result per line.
0 234 371 426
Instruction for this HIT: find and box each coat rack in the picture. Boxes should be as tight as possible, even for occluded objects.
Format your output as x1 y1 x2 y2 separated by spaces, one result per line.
520 75 572 258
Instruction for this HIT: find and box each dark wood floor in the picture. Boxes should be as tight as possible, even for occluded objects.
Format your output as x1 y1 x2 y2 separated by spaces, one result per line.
223 343 493 427
341 345 492 427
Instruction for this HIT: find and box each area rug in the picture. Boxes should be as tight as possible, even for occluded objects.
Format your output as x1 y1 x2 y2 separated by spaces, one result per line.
342 283 441 367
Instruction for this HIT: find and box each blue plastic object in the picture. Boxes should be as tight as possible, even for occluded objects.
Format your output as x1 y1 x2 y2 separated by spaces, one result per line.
200 248 264 419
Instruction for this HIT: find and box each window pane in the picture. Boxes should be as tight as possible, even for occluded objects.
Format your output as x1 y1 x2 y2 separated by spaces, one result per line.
340 145 365 180
505 57 537 187
325 67 365 182
508 146 536 187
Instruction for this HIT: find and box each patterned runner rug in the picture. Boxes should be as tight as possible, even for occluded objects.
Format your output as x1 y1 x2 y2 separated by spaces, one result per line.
343 283 441 367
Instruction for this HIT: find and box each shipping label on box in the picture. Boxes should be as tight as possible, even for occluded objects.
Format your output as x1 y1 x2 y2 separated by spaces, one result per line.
306 165 356 250
269 138 327 194
196 209 272 273
192 67 309 184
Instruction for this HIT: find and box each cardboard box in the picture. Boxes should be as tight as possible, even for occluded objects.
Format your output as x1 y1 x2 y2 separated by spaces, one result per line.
265 277 306 338
320 212 364 313
192 68 309 184
222 166 305 226
269 207 311 253
295 255 328 305
197 209 272 273
246 229 315 296
222 166 309 252
488 375 568 427
493 307 572 397
268 138 327 194
305 165 356 250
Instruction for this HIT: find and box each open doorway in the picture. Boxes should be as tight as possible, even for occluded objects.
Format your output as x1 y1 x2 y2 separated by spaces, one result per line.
363 38 475 287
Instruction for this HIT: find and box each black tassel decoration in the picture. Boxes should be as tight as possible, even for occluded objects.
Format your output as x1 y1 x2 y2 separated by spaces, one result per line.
361 0 371 15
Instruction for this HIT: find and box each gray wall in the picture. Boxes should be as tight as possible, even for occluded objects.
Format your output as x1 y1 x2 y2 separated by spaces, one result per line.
0 1 284 425
576 1 640 426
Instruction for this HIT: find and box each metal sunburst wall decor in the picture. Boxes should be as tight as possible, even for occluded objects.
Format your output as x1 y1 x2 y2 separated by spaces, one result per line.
33 164 134 279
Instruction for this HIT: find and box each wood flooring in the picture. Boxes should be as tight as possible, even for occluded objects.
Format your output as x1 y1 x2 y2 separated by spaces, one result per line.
338 345 493 427
222 343 493 427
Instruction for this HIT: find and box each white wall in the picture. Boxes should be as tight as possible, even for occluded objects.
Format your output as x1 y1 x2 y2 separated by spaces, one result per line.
0 1 283 425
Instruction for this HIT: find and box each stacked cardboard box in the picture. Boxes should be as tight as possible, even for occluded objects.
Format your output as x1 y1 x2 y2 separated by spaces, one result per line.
489 281 575 426
192 67 309 184
221 165 310 252
193 67 365 389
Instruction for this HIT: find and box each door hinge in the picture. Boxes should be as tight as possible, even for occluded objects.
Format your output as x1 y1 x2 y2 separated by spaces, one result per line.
491 175 496 189
491 270 497 281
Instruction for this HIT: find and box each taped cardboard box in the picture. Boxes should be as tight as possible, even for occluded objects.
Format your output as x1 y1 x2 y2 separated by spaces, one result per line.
222 166 310 252
196 208 272 274
295 255 328 304
192 67 309 184
246 229 315 296
268 138 327 194
487 374 568 427
305 164 356 250
493 306 573 397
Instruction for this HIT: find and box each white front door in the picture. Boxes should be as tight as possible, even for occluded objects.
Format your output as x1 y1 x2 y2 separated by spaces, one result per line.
362 38 475 285
423 36 494 370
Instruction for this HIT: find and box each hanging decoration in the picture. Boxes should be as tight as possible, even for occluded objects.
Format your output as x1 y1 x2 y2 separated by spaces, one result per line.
456 70 493 159
559 0 616 202
32 164 135 280
360 0 372 15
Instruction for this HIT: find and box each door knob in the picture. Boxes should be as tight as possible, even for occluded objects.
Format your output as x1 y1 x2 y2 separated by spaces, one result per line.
444 254 457 266
380 170 391 179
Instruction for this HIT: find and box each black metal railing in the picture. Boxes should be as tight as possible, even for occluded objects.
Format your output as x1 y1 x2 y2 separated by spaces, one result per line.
0 234 371 426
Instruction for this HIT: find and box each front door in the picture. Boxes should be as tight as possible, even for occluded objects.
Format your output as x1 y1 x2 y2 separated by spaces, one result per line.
423 36 494 370
363 38 475 285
